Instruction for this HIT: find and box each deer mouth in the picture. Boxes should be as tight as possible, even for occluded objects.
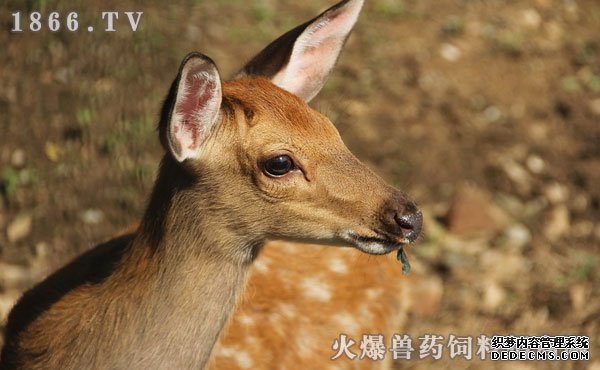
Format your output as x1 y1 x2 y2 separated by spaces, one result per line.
340 231 410 255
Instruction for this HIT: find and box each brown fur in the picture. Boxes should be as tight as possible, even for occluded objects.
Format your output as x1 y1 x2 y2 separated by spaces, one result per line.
210 242 409 370
96 222 411 370
1 77 418 370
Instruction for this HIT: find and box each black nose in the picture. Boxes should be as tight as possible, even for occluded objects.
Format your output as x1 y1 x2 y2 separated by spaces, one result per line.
394 209 423 243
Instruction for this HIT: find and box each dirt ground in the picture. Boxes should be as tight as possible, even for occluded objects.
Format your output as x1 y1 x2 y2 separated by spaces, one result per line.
0 0 599 369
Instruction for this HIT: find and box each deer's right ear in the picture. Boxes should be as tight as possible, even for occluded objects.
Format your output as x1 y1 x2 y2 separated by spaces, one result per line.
160 53 222 163
235 0 363 102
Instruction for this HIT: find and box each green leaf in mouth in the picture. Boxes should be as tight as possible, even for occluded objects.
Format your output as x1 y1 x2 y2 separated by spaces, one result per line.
397 247 411 275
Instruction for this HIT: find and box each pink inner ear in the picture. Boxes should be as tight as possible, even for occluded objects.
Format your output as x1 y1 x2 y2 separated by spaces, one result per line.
272 0 363 101
174 70 217 152
290 38 340 98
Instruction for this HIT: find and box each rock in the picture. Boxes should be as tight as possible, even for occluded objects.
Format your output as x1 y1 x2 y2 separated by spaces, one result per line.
569 283 589 312
571 192 589 213
520 8 541 29
503 223 531 250
543 182 569 204
35 241 49 257
445 236 487 256
439 43 461 62
1 84 17 105
18 168 36 185
544 21 564 47
80 209 104 225
0 262 30 289
589 98 600 116
482 280 506 312
53 67 70 84
495 192 525 217
0 290 21 323
577 66 594 85
480 250 529 284
525 154 545 174
10 149 26 168
6 214 32 243
523 196 549 219
543 205 570 241
94 78 115 94
527 121 549 142
501 159 533 195
446 184 510 237
442 249 474 270
482 105 501 123
564 0 579 19
44 142 63 162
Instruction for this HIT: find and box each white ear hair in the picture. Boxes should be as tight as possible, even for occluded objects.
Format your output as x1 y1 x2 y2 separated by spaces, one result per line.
167 53 222 162
236 0 364 102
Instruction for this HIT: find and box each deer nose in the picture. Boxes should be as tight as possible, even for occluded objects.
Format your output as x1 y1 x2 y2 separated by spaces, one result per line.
394 208 423 243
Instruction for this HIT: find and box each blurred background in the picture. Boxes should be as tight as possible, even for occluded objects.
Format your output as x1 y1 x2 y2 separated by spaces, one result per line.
0 0 598 369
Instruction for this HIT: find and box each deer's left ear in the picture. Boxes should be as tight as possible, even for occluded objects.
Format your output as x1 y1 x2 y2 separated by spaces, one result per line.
161 52 222 162
235 0 364 102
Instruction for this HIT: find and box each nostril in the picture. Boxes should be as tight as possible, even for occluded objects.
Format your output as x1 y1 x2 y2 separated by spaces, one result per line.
395 215 415 231
394 210 423 243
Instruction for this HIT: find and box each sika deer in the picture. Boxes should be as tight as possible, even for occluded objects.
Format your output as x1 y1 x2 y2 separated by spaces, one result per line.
0 0 421 369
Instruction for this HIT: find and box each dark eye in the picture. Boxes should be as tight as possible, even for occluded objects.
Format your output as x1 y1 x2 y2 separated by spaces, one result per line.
263 155 294 177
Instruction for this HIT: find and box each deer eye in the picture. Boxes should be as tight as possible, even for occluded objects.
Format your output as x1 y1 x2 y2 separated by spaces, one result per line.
263 155 294 177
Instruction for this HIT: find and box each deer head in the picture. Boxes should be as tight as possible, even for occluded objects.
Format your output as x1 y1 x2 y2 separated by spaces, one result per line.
157 0 422 262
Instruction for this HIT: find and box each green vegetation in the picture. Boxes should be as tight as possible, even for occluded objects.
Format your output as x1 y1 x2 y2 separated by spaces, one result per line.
442 16 465 37
1 167 20 201
560 76 581 92
575 40 597 66
1 167 38 202
253 1 275 23
588 74 600 93
102 115 155 155
495 32 524 56
76 107 94 127
374 0 407 18
556 253 599 288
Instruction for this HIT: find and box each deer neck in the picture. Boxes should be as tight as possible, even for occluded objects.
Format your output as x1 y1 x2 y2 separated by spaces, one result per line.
115 155 260 368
